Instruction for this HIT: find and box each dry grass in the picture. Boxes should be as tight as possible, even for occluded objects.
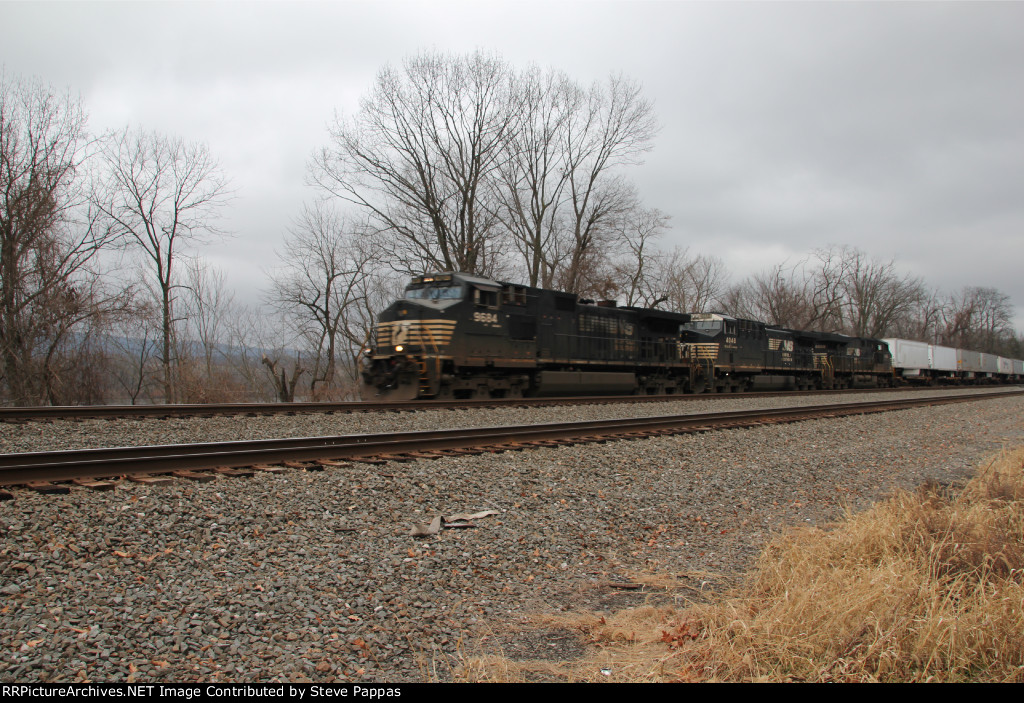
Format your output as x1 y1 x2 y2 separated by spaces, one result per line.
459 447 1024 683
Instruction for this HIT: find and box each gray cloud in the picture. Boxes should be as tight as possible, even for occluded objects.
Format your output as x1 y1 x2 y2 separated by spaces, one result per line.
3 1 1022 324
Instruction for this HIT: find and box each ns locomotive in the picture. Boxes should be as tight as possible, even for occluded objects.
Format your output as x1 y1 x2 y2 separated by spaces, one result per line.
360 272 894 401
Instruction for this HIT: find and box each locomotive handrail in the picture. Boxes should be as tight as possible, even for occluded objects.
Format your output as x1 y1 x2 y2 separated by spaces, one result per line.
421 322 442 396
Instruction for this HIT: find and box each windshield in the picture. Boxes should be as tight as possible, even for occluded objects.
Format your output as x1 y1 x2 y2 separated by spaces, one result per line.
405 284 463 301
684 320 723 332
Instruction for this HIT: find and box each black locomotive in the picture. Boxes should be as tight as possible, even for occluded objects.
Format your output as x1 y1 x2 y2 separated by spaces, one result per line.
360 272 894 400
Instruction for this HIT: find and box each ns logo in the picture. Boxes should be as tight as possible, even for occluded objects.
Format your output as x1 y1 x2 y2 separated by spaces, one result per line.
395 321 412 347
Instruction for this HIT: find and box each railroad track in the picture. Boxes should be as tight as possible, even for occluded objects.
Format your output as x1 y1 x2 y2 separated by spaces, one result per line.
2 389 1020 493
0 385 985 423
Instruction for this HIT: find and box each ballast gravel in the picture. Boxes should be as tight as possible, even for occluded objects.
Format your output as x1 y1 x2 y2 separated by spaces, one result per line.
0 387 1016 454
1 390 1022 682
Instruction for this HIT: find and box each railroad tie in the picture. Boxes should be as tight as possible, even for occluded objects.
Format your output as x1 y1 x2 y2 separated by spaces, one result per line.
170 470 216 483
127 474 176 486
26 481 71 494
251 464 290 474
315 460 353 469
211 467 256 478
72 477 117 491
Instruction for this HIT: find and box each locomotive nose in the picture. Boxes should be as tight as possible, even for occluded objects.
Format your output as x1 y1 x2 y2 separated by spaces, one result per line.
375 302 446 355
360 299 457 401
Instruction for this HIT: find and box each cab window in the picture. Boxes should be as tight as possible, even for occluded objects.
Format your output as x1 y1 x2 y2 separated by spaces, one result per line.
405 284 463 301
473 288 499 308
684 320 722 332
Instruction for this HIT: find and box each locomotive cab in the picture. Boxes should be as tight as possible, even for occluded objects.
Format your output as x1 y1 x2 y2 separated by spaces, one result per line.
360 272 532 401
360 273 466 401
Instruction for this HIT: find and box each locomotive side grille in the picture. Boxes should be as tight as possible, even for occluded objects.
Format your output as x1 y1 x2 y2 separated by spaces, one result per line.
376 320 458 347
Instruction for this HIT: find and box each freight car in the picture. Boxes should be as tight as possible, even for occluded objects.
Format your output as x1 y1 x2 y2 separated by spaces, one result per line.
360 272 894 400
883 338 1023 384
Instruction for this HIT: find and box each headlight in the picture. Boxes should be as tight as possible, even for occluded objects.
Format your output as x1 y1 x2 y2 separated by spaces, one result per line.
395 345 404 352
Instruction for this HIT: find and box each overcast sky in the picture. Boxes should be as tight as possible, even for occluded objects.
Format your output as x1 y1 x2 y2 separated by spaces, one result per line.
3 1 1023 327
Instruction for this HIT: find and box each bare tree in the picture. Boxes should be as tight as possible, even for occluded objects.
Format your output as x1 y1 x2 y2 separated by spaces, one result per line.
495 70 657 294
98 129 230 403
180 258 234 381
607 206 670 307
889 286 944 342
723 261 819 328
495 67 575 288
724 248 928 336
940 286 1013 353
261 354 305 403
557 76 658 294
106 296 160 404
652 248 728 313
810 247 851 332
314 54 659 291
222 305 292 402
313 50 517 277
834 246 925 337
501 73 659 295
164 257 250 402
0 72 121 404
266 204 386 399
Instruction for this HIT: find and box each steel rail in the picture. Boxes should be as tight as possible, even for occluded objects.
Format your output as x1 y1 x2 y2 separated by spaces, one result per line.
2 389 1020 487
0 385 989 422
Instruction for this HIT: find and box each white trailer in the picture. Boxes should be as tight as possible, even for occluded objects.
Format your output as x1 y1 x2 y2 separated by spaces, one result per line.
980 354 999 375
930 345 958 375
883 338 931 378
957 349 983 376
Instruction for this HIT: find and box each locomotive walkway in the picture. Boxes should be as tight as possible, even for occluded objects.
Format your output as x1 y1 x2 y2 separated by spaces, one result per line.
2 389 1020 489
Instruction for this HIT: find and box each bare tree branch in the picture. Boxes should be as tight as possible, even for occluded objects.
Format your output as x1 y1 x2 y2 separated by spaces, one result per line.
0 71 121 404
97 128 230 403
312 51 516 277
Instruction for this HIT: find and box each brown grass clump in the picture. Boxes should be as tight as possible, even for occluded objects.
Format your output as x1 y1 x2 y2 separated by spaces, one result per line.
461 448 1024 683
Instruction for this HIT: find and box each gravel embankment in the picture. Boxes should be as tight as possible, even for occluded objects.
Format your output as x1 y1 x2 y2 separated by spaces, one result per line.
1 391 1022 683
0 388 1015 453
